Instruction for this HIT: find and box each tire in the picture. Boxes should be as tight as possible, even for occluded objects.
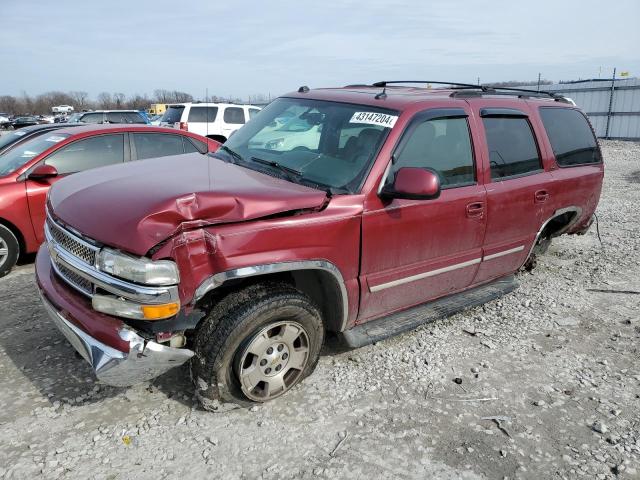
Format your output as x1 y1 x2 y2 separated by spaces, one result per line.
191 282 324 409
0 224 19 278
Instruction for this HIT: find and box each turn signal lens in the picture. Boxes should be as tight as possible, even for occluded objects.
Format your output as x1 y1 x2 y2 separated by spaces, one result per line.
92 294 180 320
142 303 180 320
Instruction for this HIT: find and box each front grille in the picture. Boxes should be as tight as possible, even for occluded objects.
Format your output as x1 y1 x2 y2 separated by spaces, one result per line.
46 218 98 265
53 260 94 296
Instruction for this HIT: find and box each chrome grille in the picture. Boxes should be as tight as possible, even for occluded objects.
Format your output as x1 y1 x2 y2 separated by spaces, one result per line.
46 217 98 265
53 261 93 296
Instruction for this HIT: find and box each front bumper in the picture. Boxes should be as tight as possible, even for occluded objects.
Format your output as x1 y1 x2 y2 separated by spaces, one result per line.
36 245 194 387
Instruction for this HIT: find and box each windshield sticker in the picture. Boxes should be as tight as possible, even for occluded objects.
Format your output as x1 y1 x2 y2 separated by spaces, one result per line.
44 135 65 143
20 151 37 158
14 131 27 136
349 112 398 128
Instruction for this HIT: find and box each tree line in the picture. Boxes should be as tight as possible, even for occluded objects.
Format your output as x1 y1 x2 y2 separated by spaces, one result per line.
0 89 267 115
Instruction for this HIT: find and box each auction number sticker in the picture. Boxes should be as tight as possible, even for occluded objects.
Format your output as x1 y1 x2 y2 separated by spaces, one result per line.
44 135 66 143
349 112 398 128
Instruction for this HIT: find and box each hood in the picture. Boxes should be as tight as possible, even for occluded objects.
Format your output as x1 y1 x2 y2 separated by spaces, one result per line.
49 153 327 255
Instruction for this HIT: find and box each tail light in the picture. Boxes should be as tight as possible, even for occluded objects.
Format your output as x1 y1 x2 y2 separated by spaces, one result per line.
179 122 188 131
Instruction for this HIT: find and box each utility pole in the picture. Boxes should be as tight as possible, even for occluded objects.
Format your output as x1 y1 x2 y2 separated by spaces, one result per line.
605 68 616 139
537 73 541 92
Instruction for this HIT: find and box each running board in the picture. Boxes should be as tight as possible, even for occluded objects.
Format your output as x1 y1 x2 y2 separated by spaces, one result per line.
340 275 518 348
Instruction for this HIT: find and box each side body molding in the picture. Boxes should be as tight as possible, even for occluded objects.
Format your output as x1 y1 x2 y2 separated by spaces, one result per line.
193 260 350 331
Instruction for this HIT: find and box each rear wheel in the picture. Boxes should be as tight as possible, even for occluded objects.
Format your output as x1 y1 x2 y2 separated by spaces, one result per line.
192 283 324 409
0 225 19 278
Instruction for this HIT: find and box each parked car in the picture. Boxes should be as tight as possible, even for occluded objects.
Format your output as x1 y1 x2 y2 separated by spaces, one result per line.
68 110 149 125
0 125 220 276
10 116 40 129
0 123 84 156
52 105 74 114
35 82 603 407
0 114 10 128
159 102 261 143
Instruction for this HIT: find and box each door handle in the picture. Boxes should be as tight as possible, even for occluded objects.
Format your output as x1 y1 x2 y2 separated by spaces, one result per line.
534 190 550 203
466 202 484 218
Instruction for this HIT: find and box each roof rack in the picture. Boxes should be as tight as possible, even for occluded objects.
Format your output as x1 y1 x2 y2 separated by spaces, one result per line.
367 80 572 103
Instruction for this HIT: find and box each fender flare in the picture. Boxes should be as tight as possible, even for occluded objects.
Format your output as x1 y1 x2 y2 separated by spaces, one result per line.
193 260 350 332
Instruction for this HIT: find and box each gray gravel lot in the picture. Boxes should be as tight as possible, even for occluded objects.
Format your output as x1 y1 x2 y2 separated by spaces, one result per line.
0 140 639 479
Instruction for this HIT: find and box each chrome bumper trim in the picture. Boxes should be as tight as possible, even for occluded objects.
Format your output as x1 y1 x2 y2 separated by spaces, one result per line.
38 290 194 387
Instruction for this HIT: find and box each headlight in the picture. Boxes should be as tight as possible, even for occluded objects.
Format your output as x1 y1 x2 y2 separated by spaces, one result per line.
265 138 285 150
97 248 180 286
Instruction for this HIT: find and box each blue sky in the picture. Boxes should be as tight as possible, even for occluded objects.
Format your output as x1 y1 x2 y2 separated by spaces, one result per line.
2 0 638 100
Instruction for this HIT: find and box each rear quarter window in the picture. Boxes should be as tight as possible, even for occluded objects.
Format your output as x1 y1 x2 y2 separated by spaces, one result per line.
539 108 601 166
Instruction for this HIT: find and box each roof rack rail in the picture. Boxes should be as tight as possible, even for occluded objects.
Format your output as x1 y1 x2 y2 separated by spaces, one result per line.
373 80 485 89
361 81 571 104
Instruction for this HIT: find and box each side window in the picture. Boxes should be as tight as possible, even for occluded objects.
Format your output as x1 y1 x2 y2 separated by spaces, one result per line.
482 117 541 179
248 108 261 119
133 133 185 160
183 136 206 154
539 108 601 166
188 107 218 123
390 116 475 188
223 107 245 125
105 112 144 124
44 134 125 174
80 112 103 124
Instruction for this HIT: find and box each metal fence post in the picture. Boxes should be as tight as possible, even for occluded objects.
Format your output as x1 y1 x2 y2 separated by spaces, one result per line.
605 68 616 139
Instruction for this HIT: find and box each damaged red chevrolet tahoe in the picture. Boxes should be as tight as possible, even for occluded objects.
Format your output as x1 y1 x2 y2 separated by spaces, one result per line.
36 82 604 407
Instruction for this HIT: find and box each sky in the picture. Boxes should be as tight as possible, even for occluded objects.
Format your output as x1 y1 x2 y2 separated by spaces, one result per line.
1 0 639 100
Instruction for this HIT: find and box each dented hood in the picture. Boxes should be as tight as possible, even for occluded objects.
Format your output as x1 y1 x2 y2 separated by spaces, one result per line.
49 153 327 255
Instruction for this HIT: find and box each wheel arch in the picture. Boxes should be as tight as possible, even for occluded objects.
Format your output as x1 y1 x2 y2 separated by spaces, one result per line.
193 261 349 333
0 216 25 254
523 206 582 266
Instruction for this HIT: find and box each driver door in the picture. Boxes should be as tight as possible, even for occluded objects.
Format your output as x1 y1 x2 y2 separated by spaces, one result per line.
359 108 487 322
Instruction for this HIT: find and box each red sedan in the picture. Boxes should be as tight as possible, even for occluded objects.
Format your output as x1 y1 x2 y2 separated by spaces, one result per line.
0 124 220 276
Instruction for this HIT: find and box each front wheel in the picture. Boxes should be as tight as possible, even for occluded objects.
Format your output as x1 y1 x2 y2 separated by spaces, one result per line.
0 225 19 278
192 283 324 408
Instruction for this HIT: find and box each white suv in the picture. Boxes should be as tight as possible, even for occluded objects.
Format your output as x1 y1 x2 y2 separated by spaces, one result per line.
159 103 261 143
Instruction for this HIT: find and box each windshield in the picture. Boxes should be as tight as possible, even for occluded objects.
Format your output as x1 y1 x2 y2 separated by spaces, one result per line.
0 130 33 151
221 98 397 193
0 133 69 177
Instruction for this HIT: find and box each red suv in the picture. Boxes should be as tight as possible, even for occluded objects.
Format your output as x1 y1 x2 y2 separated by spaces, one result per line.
0 124 219 276
35 82 603 408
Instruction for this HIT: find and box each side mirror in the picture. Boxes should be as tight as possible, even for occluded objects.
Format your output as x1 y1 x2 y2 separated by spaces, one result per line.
28 164 58 181
381 167 441 200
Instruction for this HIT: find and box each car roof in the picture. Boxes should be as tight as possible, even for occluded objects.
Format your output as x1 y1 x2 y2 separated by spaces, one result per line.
13 123 84 133
283 85 565 111
80 110 142 113
167 103 259 108
51 124 197 136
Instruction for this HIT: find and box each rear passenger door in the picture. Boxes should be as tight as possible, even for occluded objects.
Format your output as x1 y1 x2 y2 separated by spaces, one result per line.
470 105 552 284
359 108 487 322
187 106 218 137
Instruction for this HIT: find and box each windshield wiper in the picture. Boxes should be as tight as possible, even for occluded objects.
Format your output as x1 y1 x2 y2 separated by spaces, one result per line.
250 156 303 182
218 145 244 164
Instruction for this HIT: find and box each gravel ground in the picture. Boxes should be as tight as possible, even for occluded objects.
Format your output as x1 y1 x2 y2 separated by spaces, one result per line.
0 140 639 479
